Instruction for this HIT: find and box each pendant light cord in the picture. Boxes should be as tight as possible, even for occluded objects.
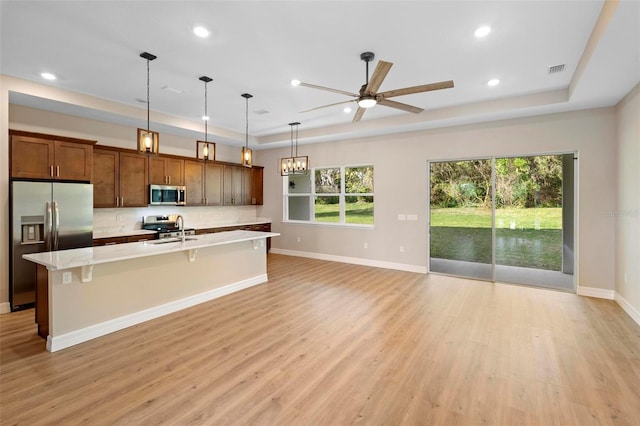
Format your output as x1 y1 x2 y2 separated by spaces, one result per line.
245 96 249 149
295 123 299 157
204 81 208 142
146 58 150 133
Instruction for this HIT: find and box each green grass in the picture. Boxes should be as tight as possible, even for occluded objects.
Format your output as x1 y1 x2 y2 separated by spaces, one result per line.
430 207 563 271
430 207 562 229
314 201 374 224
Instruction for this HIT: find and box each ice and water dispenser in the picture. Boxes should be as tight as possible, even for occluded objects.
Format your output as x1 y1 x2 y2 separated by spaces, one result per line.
20 216 45 245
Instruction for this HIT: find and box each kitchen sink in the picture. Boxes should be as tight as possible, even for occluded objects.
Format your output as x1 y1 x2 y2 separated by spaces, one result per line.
146 237 198 245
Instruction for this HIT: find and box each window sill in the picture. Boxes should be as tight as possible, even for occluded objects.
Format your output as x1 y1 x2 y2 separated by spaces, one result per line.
282 220 374 230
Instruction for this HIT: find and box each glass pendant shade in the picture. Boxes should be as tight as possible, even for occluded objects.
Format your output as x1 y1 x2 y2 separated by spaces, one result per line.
196 141 215 161
241 146 253 167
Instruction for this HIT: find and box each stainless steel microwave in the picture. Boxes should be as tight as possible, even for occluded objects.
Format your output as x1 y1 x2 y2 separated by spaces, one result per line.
149 184 186 206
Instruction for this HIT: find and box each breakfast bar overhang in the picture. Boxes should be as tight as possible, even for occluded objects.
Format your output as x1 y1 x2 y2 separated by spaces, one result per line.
23 230 279 352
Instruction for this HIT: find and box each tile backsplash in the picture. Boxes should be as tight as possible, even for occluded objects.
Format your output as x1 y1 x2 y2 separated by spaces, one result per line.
93 205 265 235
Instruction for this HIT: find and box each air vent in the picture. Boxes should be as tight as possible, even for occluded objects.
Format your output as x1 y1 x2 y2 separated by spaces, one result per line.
254 109 270 115
161 85 184 95
548 64 565 74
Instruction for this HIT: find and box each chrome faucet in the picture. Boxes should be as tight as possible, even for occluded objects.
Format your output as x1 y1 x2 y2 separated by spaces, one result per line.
175 215 185 243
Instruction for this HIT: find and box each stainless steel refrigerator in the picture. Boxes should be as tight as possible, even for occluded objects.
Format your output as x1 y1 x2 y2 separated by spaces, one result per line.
10 181 93 311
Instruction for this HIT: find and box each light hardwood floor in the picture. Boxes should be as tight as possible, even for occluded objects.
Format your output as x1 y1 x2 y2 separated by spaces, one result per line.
1 254 639 425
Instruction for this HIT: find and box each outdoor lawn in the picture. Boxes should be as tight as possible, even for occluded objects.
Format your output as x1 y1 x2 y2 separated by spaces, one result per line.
430 207 563 271
314 201 374 224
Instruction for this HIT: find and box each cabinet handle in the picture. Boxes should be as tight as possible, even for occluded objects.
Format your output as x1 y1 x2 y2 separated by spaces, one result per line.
50 165 54 177
121 197 124 207
56 165 60 177
168 176 171 184
105 242 118 246
116 197 119 207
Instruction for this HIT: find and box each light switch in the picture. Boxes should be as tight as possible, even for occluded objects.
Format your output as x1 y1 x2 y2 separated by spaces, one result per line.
397 214 407 221
407 214 418 221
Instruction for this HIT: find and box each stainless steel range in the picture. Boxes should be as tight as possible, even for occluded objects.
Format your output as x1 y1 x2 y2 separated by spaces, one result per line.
142 215 195 239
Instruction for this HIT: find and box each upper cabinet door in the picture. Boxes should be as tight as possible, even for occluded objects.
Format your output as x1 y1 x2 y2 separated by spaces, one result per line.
119 152 148 207
184 160 204 206
10 132 93 181
149 157 185 185
54 141 92 181
11 135 55 179
93 148 120 208
205 163 223 206
165 158 184 186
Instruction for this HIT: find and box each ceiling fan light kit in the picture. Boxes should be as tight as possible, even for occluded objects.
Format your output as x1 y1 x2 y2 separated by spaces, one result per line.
294 51 454 122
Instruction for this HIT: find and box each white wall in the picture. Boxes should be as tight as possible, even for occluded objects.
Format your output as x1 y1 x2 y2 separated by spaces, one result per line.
258 107 618 291
615 83 640 322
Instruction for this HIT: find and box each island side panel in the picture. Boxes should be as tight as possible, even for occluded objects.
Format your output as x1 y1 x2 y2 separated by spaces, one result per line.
48 240 267 343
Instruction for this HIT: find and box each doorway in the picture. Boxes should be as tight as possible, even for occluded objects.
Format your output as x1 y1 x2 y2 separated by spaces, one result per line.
428 154 575 291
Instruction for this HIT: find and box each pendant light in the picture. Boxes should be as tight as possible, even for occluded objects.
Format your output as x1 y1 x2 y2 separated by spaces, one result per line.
281 122 308 176
137 51 159 154
241 93 253 168
196 76 215 161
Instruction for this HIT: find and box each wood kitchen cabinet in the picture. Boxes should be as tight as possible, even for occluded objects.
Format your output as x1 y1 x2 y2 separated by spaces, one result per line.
93 147 148 208
10 130 94 181
184 160 223 206
244 167 263 205
223 165 244 206
149 156 184 185
184 160 204 205
205 163 223 206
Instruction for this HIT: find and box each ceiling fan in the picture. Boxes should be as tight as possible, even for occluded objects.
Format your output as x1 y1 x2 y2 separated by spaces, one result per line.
293 51 454 123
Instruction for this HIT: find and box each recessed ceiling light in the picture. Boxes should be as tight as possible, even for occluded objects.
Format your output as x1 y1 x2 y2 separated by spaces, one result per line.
193 26 210 38
344 107 352 113
474 26 491 38
202 115 210 121
487 78 500 87
290 79 301 86
41 72 56 80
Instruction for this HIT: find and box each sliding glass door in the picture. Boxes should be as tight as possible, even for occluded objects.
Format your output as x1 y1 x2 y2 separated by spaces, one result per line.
429 154 574 291
429 159 493 280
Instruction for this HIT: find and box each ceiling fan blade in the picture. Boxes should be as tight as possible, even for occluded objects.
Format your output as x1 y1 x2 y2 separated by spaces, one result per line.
378 98 424 114
364 60 393 94
300 99 356 113
298 82 358 98
352 107 366 123
378 80 454 98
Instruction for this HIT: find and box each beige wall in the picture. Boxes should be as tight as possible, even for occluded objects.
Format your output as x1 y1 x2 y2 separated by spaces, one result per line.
615 83 640 316
258 108 618 291
1 77 9 312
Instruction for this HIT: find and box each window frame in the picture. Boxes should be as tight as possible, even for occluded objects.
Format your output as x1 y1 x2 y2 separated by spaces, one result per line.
283 164 374 228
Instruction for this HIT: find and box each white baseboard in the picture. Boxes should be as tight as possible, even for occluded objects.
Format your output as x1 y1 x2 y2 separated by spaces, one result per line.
576 286 615 299
46 274 268 352
0 302 10 315
270 248 427 274
615 292 640 326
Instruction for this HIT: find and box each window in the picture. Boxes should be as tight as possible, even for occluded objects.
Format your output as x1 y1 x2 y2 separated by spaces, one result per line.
285 165 374 226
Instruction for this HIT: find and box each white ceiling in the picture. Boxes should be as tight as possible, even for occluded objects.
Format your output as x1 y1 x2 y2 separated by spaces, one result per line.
1 1 639 149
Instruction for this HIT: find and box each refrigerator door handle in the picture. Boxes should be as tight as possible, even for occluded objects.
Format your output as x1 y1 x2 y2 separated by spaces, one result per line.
54 201 60 251
45 201 52 251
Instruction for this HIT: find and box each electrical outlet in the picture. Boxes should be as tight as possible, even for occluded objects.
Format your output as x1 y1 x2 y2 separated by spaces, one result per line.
62 272 72 284
363 242 368 249
296 237 301 243
400 246 405 253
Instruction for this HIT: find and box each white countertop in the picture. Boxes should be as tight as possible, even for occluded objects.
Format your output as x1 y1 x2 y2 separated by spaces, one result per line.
24 230 279 271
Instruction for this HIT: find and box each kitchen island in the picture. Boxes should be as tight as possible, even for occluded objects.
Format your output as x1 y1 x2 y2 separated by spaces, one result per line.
23 230 279 352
